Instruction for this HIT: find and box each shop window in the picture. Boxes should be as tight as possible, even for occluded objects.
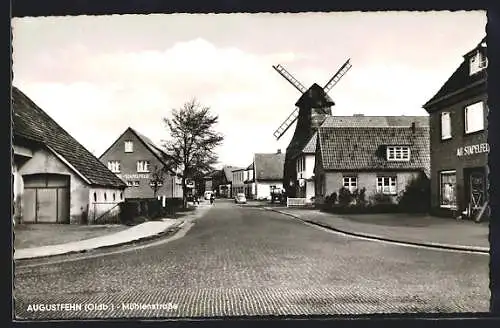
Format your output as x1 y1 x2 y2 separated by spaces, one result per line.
465 101 484 134
137 160 150 173
343 177 357 193
133 181 140 187
387 146 410 161
440 171 457 208
377 177 397 195
441 112 451 140
124 141 134 153
126 181 133 187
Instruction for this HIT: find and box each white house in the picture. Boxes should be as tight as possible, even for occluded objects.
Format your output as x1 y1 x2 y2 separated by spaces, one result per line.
12 87 127 224
252 150 285 200
295 132 317 203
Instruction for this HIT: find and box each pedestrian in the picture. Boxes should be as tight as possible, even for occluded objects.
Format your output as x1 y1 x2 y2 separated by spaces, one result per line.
210 194 215 205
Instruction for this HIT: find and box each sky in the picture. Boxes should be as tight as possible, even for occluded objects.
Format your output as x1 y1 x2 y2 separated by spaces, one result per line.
12 11 486 169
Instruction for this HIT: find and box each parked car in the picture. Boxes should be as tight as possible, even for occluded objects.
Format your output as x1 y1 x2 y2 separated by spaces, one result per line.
204 191 214 200
234 193 247 204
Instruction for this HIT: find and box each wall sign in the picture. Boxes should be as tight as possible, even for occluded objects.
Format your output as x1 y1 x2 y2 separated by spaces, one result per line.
118 173 150 179
456 143 489 157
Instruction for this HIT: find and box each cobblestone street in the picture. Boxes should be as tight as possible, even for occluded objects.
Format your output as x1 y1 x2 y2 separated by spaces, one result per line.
14 200 490 319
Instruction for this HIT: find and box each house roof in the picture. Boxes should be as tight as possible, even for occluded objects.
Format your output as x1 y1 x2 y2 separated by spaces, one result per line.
246 163 254 170
321 116 429 128
254 152 285 181
12 86 127 188
129 128 173 166
318 126 430 176
222 166 241 182
302 132 317 154
423 39 487 110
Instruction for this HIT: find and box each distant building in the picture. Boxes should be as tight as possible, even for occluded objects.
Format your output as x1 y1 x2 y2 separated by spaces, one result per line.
99 127 183 203
231 167 246 196
423 38 488 219
12 87 127 224
252 150 286 200
244 163 256 199
294 132 317 203
314 116 430 206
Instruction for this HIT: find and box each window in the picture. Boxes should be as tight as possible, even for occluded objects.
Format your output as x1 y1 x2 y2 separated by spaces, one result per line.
93 192 97 202
126 181 133 187
120 192 123 200
377 177 397 195
137 160 150 173
133 181 140 187
441 112 451 140
469 50 487 76
124 141 134 153
104 193 107 201
440 171 457 208
465 101 484 134
113 193 116 201
386 146 410 161
107 160 121 173
343 177 357 193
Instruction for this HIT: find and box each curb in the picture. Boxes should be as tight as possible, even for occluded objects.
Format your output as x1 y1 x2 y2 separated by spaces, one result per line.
264 207 489 254
14 220 186 261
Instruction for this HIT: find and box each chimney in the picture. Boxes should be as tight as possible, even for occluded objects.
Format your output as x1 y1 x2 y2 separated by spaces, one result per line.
411 122 416 134
277 149 281 154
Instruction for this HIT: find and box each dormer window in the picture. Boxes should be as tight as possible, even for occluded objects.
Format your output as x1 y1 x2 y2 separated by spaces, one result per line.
470 50 487 76
387 146 410 161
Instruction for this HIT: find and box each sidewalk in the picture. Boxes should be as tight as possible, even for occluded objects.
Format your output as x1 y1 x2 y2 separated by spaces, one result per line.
14 202 215 261
264 207 489 253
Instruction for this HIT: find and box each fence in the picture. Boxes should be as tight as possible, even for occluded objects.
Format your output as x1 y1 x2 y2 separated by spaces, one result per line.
287 198 308 208
90 202 122 224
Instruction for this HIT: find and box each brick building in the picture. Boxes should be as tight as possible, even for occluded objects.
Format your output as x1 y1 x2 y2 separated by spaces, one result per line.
12 87 127 224
423 38 488 219
314 116 430 206
99 127 183 204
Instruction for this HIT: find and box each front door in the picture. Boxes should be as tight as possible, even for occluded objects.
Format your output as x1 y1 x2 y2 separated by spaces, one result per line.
466 168 487 216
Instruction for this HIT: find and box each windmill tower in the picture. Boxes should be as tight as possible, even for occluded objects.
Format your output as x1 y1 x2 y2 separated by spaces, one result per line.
272 59 352 197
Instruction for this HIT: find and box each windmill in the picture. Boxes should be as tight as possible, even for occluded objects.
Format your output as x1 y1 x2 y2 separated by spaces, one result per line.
272 59 352 197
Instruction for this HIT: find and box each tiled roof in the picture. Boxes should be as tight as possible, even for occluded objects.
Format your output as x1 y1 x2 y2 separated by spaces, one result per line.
321 116 429 128
222 166 241 182
302 132 317 154
129 128 172 166
423 39 487 110
318 126 430 176
254 153 285 181
12 86 127 188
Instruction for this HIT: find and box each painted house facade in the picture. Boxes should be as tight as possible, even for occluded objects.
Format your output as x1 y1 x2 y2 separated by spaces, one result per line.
244 163 256 199
12 87 127 224
99 127 183 204
314 116 430 206
295 133 317 203
423 38 489 219
232 168 245 196
253 151 286 200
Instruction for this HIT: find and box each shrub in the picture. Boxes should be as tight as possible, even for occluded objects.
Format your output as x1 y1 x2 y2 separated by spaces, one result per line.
397 173 430 213
338 187 353 207
370 192 394 205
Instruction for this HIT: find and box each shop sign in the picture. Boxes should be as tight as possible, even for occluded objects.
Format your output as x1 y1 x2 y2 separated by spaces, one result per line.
118 173 150 179
456 143 489 157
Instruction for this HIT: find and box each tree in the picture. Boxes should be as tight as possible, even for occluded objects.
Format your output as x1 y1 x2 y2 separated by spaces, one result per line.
162 99 224 209
149 165 165 198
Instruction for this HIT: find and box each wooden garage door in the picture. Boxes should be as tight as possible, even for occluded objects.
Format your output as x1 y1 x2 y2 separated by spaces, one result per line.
23 174 70 223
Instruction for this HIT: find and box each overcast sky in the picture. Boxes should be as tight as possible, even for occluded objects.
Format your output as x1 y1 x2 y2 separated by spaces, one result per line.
12 11 486 169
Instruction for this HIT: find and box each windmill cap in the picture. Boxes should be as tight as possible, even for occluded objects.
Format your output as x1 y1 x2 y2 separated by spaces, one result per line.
295 83 335 107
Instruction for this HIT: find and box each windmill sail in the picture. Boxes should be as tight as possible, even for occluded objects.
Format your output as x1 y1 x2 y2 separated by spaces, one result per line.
323 59 352 94
273 107 299 140
273 65 308 94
